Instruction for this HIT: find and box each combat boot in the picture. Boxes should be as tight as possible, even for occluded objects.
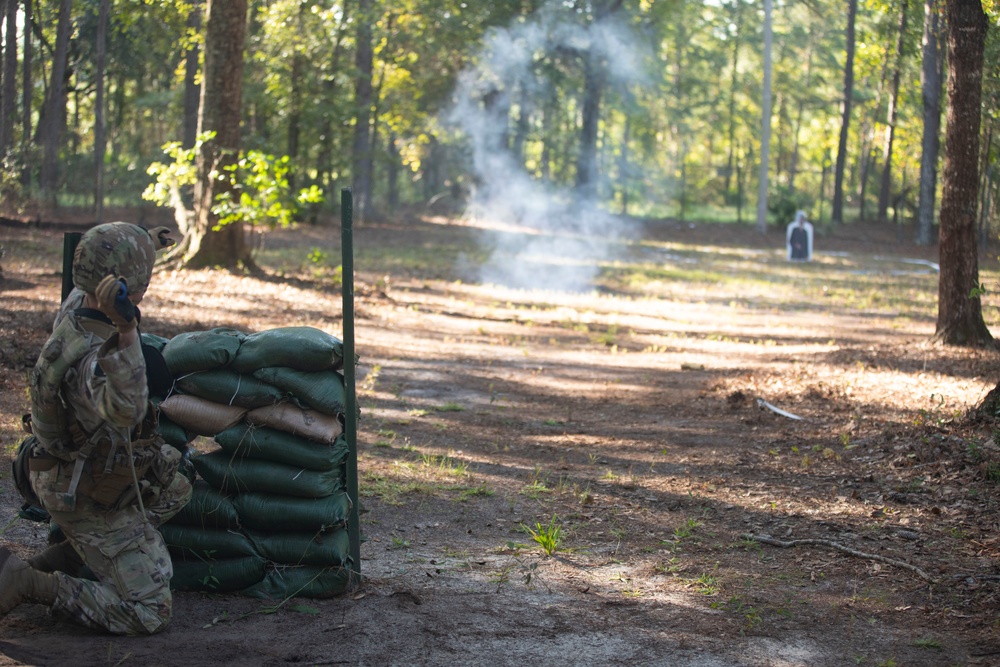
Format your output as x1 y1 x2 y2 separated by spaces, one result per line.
27 540 83 576
0 547 59 615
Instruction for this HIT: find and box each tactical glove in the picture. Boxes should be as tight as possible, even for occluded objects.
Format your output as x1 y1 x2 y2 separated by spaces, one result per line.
94 274 138 332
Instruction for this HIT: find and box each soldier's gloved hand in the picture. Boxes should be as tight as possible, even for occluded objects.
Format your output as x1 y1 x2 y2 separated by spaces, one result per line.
94 274 138 332
147 226 176 252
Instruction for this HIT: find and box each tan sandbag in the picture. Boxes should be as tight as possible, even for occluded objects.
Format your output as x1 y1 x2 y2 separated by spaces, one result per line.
246 402 343 444
159 394 248 436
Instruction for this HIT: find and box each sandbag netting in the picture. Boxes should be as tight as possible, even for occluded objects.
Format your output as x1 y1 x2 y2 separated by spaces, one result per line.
144 326 357 600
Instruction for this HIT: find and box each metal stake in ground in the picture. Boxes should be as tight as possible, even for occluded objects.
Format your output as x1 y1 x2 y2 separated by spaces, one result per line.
341 188 361 584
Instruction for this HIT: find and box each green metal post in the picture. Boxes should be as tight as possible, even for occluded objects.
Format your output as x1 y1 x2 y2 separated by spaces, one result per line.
61 232 83 302
341 188 361 582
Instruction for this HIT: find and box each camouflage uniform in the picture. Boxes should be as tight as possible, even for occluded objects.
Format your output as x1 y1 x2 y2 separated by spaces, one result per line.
24 225 190 636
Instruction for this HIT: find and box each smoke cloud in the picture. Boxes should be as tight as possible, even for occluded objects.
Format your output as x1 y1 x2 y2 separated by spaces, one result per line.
446 5 649 293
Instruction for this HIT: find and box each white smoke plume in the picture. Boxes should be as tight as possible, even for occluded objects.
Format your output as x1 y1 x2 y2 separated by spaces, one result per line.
446 5 649 293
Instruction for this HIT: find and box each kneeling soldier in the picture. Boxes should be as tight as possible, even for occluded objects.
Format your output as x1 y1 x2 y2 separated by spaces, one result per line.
1 222 191 635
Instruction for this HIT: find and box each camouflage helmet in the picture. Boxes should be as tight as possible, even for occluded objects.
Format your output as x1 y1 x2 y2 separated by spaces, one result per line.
72 222 157 295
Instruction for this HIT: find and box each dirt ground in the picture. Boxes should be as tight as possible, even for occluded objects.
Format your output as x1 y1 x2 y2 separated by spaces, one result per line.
1 213 999 667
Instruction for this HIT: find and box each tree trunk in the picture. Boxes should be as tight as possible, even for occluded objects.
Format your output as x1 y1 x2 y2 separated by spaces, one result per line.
832 0 858 224
387 132 400 210
93 0 109 222
286 1 307 194
351 0 374 223
315 2 349 200
185 0 248 270
725 0 742 196
619 116 630 215
976 122 993 248
917 0 945 245
575 0 622 197
38 0 72 203
756 0 773 233
877 0 909 223
512 87 530 165
288 52 303 193
19 0 31 186
575 49 603 196
788 37 813 194
934 0 991 347
1 0 17 156
182 4 201 149
366 18 392 221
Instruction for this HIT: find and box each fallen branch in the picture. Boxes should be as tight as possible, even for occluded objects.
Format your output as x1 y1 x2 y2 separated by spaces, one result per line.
755 399 804 421
742 533 937 583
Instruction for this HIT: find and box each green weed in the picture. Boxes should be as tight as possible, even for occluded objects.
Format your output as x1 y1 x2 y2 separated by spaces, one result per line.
523 515 563 557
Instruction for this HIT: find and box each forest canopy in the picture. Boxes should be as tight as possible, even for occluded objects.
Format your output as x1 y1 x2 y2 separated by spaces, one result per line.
0 0 996 237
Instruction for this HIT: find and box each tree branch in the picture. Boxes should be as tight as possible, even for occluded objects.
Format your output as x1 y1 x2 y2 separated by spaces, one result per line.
742 533 937 583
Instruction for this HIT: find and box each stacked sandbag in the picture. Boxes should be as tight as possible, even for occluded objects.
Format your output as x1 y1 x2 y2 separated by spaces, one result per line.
146 326 356 599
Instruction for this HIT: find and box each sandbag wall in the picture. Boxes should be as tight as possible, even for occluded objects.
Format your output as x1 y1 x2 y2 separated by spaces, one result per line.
142 326 357 599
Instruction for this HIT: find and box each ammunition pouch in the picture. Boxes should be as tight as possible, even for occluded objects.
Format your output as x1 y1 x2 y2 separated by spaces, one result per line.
76 437 160 509
68 405 167 511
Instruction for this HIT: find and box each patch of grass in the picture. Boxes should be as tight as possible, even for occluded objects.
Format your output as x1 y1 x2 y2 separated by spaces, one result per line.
719 595 762 633
520 480 552 499
674 518 701 540
594 325 619 346
694 573 720 596
522 515 563 557
434 402 465 412
360 472 426 505
419 452 468 476
458 485 493 501
912 637 942 650
359 364 381 394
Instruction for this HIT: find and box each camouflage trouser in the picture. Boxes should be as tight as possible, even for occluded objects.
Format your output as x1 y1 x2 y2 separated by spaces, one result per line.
30 465 192 635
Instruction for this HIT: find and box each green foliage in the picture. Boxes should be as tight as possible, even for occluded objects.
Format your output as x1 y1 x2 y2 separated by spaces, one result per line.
215 151 324 229
0 157 26 213
143 133 324 232
522 515 563 557
767 185 812 228
6 0 997 228
143 137 203 208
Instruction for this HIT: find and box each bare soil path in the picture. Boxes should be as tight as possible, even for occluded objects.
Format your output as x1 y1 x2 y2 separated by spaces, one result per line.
1 216 998 666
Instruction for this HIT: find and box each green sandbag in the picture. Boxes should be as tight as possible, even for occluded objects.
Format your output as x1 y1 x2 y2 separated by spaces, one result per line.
176 369 286 409
157 414 192 449
140 332 170 352
192 450 343 498
160 523 259 561
169 481 240 530
241 565 352 600
231 327 344 374
170 556 266 593
215 425 348 472
233 491 350 532
252 367 345 416
248 528 350 567
162 328 245 375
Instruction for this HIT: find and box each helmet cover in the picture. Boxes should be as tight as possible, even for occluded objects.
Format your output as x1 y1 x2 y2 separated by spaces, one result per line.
72 222 156 295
